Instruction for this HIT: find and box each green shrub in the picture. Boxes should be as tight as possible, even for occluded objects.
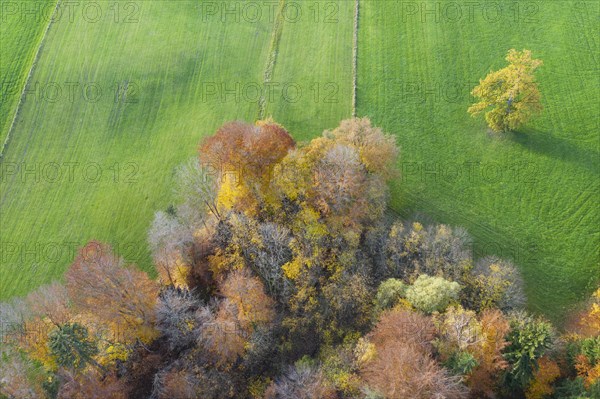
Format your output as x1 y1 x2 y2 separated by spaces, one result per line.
444 351 478 376
405 274 461 314
375 278 407 310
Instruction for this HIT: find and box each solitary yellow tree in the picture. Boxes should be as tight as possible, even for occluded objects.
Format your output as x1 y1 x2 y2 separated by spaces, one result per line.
468 49 543 132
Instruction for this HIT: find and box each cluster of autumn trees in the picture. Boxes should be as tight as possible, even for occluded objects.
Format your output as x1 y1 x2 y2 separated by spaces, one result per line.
1 118 598 399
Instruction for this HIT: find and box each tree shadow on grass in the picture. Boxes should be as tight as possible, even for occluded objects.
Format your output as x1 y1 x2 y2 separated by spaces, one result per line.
511 128 599 175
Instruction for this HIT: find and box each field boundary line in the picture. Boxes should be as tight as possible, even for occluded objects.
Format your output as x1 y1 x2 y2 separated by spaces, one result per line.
258 0 286 120
352 0 359 117
0 0 61 162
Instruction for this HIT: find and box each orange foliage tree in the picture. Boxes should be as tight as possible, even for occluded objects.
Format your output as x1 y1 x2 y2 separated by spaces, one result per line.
220 268 275 334
65 241 159 344
199 300 247 367
467 309 510 398
360 308 468 398
525 356 561 399
199 120 294 215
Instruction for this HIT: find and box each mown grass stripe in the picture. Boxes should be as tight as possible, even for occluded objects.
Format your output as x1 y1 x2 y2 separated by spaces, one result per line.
258 0 286 120
0 0 61 161
352 0 359 117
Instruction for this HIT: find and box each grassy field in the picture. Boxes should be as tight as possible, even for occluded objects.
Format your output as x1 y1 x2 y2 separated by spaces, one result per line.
264 0 354 139
0 0 353 298
0 0 56 149
358 0 599 321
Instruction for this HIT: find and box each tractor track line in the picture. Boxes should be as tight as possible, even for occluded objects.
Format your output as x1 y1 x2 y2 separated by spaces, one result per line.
258 0 286 120
352 0 359 117
0 0 61 162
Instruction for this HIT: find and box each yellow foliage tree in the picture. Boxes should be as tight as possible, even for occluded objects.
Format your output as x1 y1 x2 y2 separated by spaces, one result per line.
580 288 600 335
19 317 57 371
155 250 192 289
468 49 543 132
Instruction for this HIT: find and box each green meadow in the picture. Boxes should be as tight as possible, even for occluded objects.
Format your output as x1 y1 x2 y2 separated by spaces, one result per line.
0 0 56 146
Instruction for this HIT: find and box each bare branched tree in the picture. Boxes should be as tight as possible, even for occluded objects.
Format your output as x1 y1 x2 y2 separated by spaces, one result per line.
253 222 293 302
0 351 42 398
26 281 71 325
264 363 336 399
175 157 221 223
155 288 200 351
361 342 469 399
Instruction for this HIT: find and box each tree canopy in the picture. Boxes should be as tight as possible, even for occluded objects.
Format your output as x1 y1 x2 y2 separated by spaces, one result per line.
1 118 597 399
